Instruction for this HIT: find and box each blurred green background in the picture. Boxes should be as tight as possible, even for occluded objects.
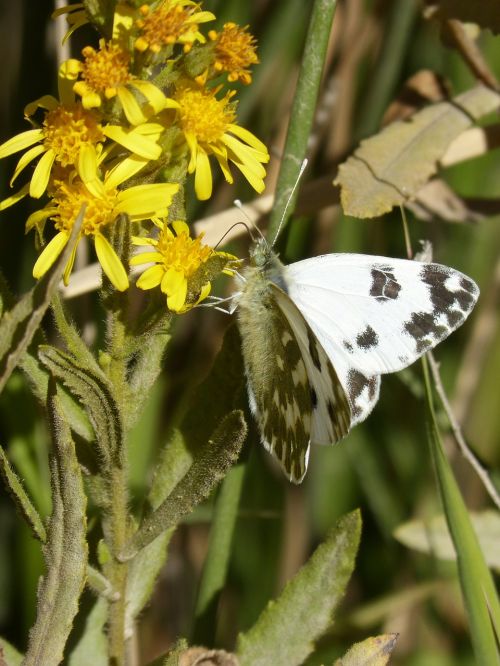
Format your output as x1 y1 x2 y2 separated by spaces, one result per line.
0 1 499 663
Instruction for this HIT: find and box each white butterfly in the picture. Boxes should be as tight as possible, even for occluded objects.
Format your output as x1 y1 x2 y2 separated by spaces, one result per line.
234 240 479 483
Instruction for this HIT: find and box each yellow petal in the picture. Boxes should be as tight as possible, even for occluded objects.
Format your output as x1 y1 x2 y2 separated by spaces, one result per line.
104 155 149 190
129 251 164 265
24 95 58 117
130 80 171 116
162 267 187 312
115 183 179 218
30 149 57 198
172 220 190 236
0 184 30 211
116 86 147 126
10 144 46 186
25 206 57 233
136 264 164 290
94 233 129 291
131 236 157 247
228 124 269 157
33 231 70 279
63 241 79 286
194 148 213 200
103 125 162 160
0 129 43 159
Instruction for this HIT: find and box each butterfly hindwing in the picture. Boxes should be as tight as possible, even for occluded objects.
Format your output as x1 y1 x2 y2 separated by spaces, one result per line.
271 284 351 446
237 260 350 482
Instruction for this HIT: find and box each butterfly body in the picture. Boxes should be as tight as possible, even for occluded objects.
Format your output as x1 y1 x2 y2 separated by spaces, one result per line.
235 240 479 483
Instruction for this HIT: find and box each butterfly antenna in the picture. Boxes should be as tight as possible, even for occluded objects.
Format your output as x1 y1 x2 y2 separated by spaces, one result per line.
271 158 308 246
213 220 251 250
233 199 268 246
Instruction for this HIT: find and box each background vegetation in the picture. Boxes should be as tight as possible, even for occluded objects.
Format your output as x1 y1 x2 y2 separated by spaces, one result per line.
0 0 499 663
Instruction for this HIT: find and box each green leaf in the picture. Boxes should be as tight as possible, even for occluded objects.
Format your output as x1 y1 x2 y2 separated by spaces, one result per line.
335 633 398 665
68 598 108 666
24 382 88 666
125 529 174 636
335 85 500 218
422 357 500 663
236 510 362 666
0 210 82 395
0 636 23 666
193 463 246 645
0 444 46 542
38 345 124 470
120 410 247 560
394 509 500 572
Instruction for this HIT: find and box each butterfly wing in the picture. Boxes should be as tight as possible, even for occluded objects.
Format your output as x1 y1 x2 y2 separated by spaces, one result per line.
271 284 351 447
237 268 350 482
285 254 478 424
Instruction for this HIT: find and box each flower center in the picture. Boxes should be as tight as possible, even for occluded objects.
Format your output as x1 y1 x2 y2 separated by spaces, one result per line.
135 2 195 52
175 86 236 144
158 227 212 276
209 22 258 84
51 180 117 236
43 104 104 166
81 42 133 94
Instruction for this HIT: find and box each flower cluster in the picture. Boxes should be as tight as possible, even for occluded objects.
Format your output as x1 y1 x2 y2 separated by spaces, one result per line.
0 0 267 311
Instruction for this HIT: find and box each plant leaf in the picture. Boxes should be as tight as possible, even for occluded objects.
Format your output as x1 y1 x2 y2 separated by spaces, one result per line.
0 209 82 395
120 410 247 560
0 637 23 666
67 598 108 666
236 510 362 666
426 0 500 35
335 85 500 218
38 345 124 470
335 633 398 665
394 510 500 572
0 444 47 542
24 381 88 666
422 357 500 662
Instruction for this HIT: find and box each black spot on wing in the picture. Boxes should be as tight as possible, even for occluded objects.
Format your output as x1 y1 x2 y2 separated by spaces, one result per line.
343 340 354 353
307 327 322 370
310 387 318 408
356 325 379 350
403 310 448 350
327 400 335 420
420 265 477 326
347 369 378 419
370 266 401 302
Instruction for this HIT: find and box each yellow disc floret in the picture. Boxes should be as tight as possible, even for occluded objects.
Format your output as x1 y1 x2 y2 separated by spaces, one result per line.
208 22 259 85
77 42 133 99
51 180 116 236
135 1 214 54
175 85 236 144
43 104 104 167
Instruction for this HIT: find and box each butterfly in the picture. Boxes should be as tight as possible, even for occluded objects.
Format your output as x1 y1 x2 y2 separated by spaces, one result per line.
234 239 479 483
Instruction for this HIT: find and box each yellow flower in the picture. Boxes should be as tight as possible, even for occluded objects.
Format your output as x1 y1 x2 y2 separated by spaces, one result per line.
131 219 235 312
30 154 179 291
0 77 166 203
208 23 259 85
65 40 178 125
134 0 215 54
173 83 269 200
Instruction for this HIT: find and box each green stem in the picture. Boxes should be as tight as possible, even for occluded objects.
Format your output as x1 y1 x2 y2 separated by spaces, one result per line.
267 0 338 243
107 464 130 665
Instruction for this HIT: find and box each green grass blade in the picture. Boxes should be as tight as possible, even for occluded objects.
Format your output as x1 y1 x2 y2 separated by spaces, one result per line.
192 462 246 644
422 356 500 662
267 0 338 242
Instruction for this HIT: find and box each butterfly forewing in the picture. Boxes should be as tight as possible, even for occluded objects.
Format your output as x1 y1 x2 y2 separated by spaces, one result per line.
285 254 478 424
